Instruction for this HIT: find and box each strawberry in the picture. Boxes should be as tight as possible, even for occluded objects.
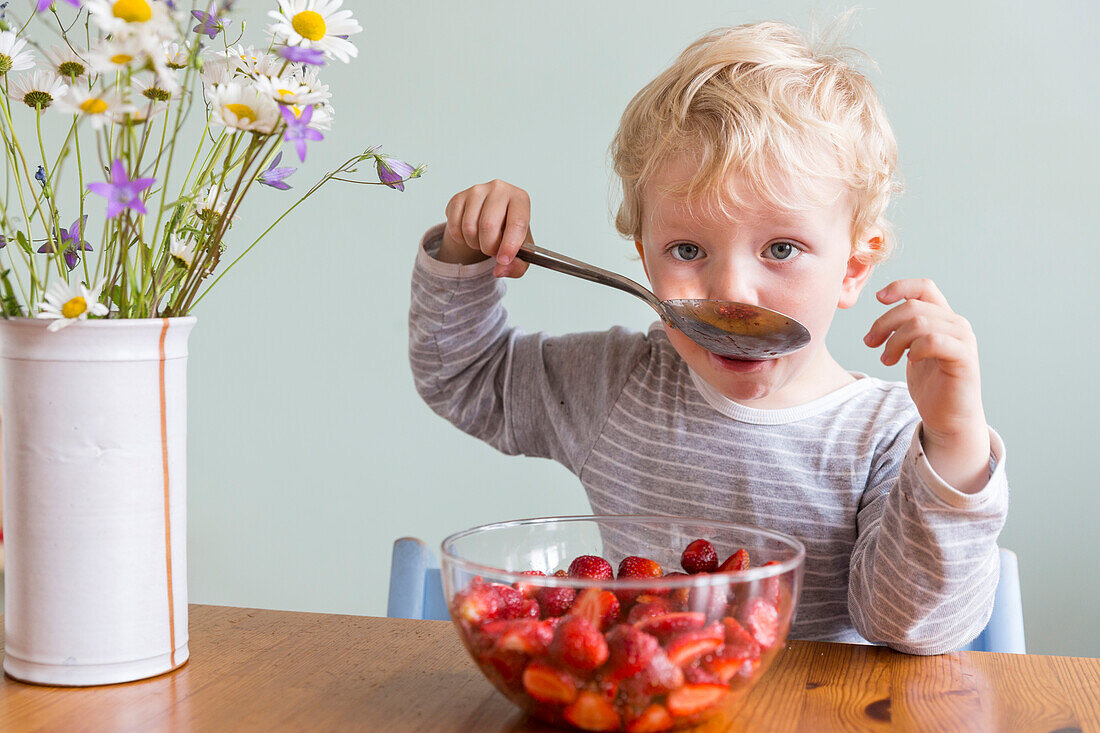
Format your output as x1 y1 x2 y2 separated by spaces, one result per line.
617 555 666 606
717 548 750 573
702 619 761 682
453 577 503 625
625 703 674 733
680 539 718 574
496 619 554 656
619 648 683 696
663 571 691 609
537 585 576 618
493 583 525 619
568 555 614 580
571 588 621 630
760 560 782 606
563 691 621 731
666 683 729 718
721 617 762 659
626 598 671 625
742 596 779 648
518 598 540 619
683 665 723 685
513 570 546 599
687 584 729 621
605 625 660 681
665 624 725 668
634 611 706 639
522 660 579 705
481 648 527 690
550 616 609 672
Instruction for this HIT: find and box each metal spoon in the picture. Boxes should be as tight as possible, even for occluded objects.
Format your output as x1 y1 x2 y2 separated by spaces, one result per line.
514 242 811 360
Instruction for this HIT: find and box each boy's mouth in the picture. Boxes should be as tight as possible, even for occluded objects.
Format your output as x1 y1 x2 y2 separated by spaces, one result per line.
709 351 769 373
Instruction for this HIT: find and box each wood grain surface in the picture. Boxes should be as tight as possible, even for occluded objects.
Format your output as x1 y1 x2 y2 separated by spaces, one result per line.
1 605 1096 732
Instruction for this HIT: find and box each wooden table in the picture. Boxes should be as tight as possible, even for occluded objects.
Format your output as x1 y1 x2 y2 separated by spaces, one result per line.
0 605 1097 731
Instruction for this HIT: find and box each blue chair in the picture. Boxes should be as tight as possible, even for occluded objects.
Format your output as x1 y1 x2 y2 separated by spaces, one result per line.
387 539 1026 653
957 548 1026 653
387 537 449 621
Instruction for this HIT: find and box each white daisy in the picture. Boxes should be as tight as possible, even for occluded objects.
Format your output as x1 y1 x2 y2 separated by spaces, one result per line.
87 37 148 74
117 99 168 125
85 0 174 41
45 45 89 80
209 82 280 134
163 42 190 70
0 30 35 76
193 185 237 224
35 279 109 332
169 235 196 269
54 87 135 130
267 0 362 64
9 72 69 110
133 70 181 102
225 45 282 78
200 53 232 88
253 73 329 106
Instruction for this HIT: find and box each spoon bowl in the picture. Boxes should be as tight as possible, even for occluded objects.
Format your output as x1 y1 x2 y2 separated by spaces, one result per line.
514 243 811 360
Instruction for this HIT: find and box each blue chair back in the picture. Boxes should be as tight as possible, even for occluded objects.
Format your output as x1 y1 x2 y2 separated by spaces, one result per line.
386 539 1026 652
387 537 449 621
957 548 1026 653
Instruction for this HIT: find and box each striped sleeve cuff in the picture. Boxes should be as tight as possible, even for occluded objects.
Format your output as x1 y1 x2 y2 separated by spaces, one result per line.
907 423 1007 510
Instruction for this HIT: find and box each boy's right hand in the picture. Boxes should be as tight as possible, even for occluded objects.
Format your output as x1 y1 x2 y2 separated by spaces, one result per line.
440 180 532 278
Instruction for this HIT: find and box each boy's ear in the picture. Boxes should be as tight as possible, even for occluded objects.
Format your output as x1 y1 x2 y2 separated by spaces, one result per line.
838 234 880 309
635 239 649 279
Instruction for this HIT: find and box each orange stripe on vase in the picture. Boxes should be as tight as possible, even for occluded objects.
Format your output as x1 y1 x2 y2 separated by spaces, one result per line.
159 318 177 667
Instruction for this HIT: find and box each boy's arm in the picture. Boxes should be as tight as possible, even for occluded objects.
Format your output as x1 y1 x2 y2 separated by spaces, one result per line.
409 224 649 471
847 422 1009 655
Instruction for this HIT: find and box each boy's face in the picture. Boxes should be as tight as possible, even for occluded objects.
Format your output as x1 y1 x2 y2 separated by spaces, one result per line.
637 155 874 407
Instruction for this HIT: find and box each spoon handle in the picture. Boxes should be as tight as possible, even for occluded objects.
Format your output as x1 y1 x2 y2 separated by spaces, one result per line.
515 243 664 315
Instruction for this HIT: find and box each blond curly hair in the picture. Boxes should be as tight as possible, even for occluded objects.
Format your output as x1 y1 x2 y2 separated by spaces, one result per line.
610 16 902 264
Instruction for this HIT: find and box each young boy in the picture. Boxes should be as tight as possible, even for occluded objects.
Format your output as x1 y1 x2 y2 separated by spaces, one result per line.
408 21 1007 654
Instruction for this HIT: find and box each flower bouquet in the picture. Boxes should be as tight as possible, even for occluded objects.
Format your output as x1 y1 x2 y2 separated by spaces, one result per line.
0 0 422 687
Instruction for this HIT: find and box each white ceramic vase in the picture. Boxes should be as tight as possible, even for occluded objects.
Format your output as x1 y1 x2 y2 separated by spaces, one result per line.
0 316 194 686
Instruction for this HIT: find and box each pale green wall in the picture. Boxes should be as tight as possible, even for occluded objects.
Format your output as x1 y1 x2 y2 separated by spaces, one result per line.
107 1 1099 658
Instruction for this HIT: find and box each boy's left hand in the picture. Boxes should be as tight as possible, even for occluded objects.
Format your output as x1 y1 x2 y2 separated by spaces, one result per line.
863 279 991 493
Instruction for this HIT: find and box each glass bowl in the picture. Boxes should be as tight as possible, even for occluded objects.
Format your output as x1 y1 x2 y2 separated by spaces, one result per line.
441 515 805 731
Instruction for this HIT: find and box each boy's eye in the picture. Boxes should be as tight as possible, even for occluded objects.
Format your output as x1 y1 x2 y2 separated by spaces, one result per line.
765 241 800 261
670 243 701 261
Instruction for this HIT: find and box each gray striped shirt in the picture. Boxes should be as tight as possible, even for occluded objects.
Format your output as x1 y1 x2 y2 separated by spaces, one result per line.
409 224 1009 654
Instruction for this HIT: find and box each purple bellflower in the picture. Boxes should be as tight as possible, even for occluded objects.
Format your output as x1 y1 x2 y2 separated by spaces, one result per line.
191 3 227 39
86 159 156 219
36 0 81 12
280 105 324 163
376 157 416 192
258 152 295 190
37 216 91 271
278 46 325 66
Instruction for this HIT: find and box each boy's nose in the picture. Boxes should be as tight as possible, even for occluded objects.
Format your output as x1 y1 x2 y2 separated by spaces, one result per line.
708 265 759 305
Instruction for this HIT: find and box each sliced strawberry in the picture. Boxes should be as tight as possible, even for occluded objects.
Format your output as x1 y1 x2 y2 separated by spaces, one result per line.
569 555 614 580
687 584 729 621
634 611 706 638
742 597 779 648
550 616 609 672
522 660 579 704
717 548 750 573
563 690 621 731
683 665 723 685
496 619 554 656
662 571 691 609
633 592 671 605
626 598 671 625
453 577 503 625
619 648 683 697
760 560 782 606
537 585 576 618
605 625 660 681
493 583 525 619
665 624 725 668
481 648 527 689
571 588 621 630
705 620 763 681
721 617 761 658
625 703 674 733
666 683 729 718
512 570 546 599
681 539 718 574
518 598 540 619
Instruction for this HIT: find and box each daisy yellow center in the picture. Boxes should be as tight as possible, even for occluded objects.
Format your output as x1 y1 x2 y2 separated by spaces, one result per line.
291 10 327 41
61 296 87 319
80 98 109 114
110 54 134 65
112 0 152 23
226 103 257 122
278 88 294 97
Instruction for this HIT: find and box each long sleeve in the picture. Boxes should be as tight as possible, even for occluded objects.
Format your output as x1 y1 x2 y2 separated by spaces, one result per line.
847 423 1009 654
408 224 650 473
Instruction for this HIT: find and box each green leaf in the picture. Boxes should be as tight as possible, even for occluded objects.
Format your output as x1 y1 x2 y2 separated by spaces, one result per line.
15 231 32 255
